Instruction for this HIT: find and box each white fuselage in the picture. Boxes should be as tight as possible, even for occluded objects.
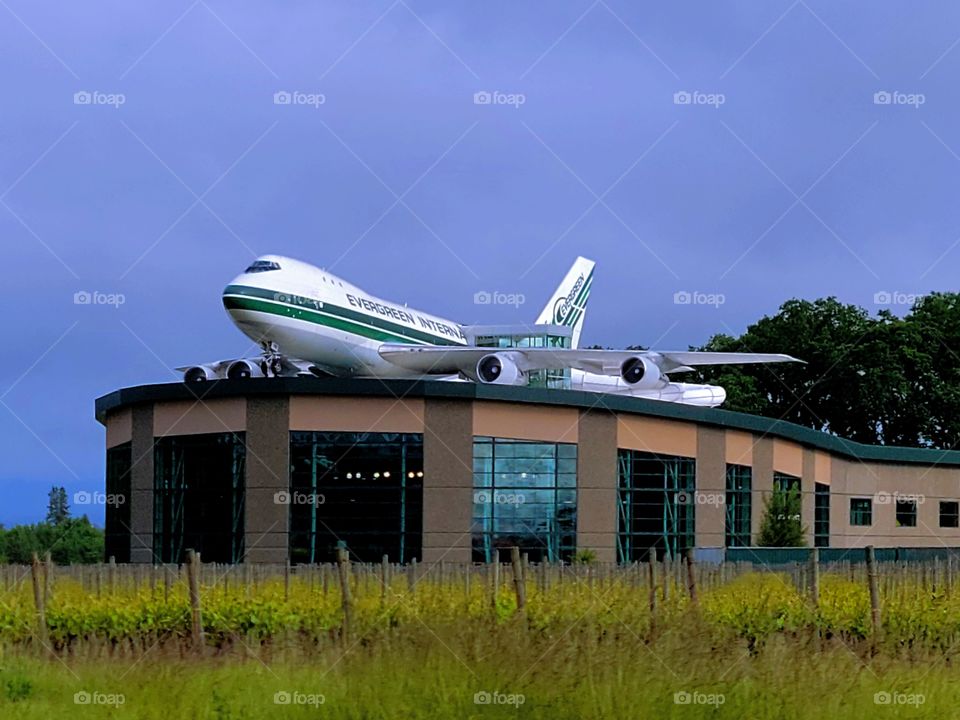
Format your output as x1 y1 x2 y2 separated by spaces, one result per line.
221 255 725 405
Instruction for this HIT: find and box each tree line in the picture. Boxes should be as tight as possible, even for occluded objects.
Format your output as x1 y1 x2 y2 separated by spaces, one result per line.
0 487 103 564
680 292 960 449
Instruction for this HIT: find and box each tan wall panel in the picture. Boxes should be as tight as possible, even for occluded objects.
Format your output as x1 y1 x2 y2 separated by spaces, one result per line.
773 439 803 477
105 408 132 448
473 401 578 443
814 451 832 485
289 396 424 433
617 416 696 457
153 399 246 436
725 430 754 466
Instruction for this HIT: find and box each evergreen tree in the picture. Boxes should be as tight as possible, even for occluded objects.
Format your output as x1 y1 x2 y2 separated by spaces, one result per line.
45 486 69 526
757 485 806 547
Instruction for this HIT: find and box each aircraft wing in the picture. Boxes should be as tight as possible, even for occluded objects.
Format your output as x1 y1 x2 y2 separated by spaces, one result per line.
377 345 801 377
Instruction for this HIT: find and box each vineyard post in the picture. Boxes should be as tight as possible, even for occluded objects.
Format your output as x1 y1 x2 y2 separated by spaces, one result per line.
647 550 658 629
337 547 353 643
684 548 697 604
284 560 291 602
510 546 526 612
380 554 389 606
164 566 171 602
108 556 116 595
809 547 820 607
866 546 881 639
408 558 417 593
43 551 52 606
186 549 204 651
491 560 500 610
30 552 46 642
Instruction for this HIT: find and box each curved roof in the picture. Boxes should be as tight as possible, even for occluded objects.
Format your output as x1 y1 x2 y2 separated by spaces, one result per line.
95 378 960 467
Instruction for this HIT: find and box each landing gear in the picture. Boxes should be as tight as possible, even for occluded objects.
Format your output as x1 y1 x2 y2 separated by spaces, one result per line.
259 341 284 378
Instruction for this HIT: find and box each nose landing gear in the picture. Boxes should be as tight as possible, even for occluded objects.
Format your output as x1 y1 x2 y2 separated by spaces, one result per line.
259 341 284 377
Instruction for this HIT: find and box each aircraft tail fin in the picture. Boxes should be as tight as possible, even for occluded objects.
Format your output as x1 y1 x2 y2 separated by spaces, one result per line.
535 257 595 349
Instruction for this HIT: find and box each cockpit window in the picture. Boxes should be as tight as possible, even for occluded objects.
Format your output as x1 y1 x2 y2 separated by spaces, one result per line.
245 260 281 273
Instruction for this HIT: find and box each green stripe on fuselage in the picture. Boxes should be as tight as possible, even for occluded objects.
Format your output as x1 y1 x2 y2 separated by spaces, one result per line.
222 285 463 346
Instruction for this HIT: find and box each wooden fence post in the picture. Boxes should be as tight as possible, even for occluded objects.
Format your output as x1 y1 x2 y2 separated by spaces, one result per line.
186 549 204 651
809 547 820 607
491 560 500 610
337 547 353 642
866 546 881 639
380 554 389 605
30 553 46 642
510 546 526 612
684 548 698 604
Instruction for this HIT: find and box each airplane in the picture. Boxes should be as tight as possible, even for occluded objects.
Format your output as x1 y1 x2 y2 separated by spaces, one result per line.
180 255 800 407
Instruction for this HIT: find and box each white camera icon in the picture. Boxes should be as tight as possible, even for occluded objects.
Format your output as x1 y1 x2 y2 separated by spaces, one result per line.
474 691 492 705
273 491 291 505
473 291 492 305
274 691 291 705
74 491 92 505
74 290 92 305
673 290 692 305
673 91 692 105
74 91 92 105
674 691 692 705
473 91 492 105
74 691 91 705
873 91 892 105
874 691 891 705
873 291 891 305
274 91 292 105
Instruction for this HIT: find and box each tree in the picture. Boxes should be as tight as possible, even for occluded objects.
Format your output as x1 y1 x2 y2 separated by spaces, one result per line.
757 485 806 547
45 486 69 526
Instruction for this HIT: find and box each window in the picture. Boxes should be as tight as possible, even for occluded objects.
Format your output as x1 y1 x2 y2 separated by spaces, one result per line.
154 433 245 564
105 442 132 563
617 450 695 562
940 501 959 528
472 438 576 563
725 464 751 547
896 498 917 527
814 483 830 548
244 260 281 273
849 498 872 526
289 432 423 564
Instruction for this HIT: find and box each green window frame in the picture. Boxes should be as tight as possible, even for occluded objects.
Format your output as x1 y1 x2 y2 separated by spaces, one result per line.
814 483 830 548
895 498 917 527
940 501 959 528
725 464 751 547
849 497 872 526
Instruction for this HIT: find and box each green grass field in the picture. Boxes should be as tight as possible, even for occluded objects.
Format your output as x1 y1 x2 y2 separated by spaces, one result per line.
0 565 958 717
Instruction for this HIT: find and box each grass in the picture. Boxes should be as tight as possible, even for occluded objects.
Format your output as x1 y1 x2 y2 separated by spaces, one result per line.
2 566 960 717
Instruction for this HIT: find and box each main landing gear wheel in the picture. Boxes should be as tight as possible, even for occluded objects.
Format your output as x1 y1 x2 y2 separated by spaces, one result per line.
260 341 283 377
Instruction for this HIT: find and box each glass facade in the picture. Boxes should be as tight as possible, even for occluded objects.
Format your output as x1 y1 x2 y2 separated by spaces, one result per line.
725 464 751 547
289 432 423 564
473 332 571 389
153 433 245 564
472 437 576 562
814 482 830 547
617 450 695 562
941 501 959 528
896 498 917 527
105 442 132 563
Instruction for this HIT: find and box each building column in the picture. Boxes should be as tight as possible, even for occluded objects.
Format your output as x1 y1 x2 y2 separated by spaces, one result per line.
802 448 817 547
576 409 618 563
751 436 774 541
695 426 726 550
244 397 289 563
421 398 474 563
129 404 155 563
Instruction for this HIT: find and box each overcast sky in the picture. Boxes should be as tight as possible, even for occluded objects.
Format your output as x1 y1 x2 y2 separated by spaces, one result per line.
3 1 960 525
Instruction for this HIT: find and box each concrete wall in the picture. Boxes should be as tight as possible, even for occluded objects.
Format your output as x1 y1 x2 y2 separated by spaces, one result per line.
128 404 155 563
695 427 726 550
243 397 289 563
421 398 474 562
575 409 618 562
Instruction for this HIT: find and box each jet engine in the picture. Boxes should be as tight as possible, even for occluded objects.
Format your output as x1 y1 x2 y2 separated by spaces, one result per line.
183 365 217 383
226 359 265 380
476 353 524 385
620 356 663 389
